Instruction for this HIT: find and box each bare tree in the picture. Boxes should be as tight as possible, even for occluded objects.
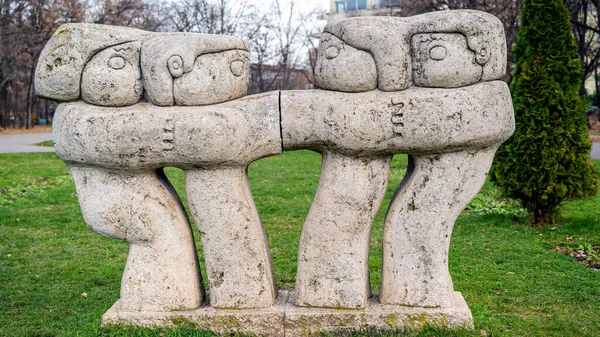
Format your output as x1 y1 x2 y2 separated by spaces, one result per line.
87 0 165 31
10 0 84 129
267 0 324 91
167 0 252 35
565 0 600 99
0 0 27 126
167 0 325 93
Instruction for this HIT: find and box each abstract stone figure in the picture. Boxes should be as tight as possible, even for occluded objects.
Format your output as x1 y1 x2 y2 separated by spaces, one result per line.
36 9 516 336
52 96 281 310
283 82 514 309
38 25 277 311
293 10 511 310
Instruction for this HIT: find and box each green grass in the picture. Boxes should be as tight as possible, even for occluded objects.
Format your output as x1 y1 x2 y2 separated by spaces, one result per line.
1 151 599 336
35 140 55 147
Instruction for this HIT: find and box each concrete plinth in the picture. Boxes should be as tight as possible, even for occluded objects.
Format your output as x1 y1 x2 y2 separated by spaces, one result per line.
102 290 473 336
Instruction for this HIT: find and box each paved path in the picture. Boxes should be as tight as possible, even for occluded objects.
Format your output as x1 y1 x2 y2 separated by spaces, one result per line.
0 133 54 153
0 132 599 158
593 142 600 160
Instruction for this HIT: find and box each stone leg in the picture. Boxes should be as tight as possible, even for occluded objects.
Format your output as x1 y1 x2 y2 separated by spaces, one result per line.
294 152 391 309
185 167 277 309
70 166 204 312
380 148 496 307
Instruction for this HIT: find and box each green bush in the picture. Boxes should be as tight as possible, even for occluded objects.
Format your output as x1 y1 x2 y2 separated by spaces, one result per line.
491 0 597 224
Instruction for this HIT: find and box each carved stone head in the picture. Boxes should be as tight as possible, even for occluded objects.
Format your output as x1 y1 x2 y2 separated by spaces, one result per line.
35 24 250 107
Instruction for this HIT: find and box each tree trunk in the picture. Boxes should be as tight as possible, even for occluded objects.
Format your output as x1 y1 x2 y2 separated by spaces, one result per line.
25 63 37 129
595 68 600 110
26 81 34 129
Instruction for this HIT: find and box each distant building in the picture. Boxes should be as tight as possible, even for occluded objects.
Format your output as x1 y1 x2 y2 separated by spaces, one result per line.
328 0 402 22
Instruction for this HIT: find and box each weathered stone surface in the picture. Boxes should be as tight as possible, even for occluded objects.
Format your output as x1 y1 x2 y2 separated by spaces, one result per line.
284 291 473 337
186 167 278 309
281 82 513 309
294 153 390 309
380 148 498 307
52 92 281 170
53 92 281 310
315 33 377 92
173 49 249 106
70 166 204 312
281 82 514 156
102 290 473 336
412 33 483 88
140 34 249 106
81 41 144 106
316 10 506 92
35 23 150 102
36 26 249 107
102 296 286 336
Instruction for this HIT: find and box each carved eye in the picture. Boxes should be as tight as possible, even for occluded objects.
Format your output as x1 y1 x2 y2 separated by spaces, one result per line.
230 60 245 77
429 45 447 61
107 56 126 70
325 46 340 60
168 55 184 78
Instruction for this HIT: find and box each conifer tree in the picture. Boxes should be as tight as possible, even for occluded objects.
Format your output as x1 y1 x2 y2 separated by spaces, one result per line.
491 0 598 224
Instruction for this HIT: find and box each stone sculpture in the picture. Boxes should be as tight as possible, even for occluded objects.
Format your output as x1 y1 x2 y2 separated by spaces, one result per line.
36 10 515 336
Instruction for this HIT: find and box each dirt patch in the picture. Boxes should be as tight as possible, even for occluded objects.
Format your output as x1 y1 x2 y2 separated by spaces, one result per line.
0 125 52 135
554 246 600 270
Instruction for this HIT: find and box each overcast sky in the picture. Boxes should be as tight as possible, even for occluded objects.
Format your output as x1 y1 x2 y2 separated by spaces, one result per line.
295 0 330 13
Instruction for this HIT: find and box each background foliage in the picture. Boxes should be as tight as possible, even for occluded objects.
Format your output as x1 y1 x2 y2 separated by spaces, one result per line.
491 0 598 223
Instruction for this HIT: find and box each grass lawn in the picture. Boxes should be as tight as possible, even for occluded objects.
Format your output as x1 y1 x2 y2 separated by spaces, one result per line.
34 140 54 147
1 151 599 336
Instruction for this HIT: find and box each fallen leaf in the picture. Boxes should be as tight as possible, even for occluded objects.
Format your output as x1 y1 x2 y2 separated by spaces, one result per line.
507 272 515 275
480 330 488 336
551 227 557 230
6 254 11 257
494 291 502 295
81 292 88 298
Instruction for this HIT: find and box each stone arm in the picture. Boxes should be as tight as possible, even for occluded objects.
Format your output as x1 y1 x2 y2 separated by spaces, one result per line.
52 93 281 170
281 83 513 156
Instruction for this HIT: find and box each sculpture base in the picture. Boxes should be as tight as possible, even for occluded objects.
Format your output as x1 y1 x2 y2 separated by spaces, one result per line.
102 290 473 336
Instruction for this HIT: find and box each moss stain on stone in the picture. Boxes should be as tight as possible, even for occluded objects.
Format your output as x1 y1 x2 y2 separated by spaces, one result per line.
404 314 428 330
168 315 194 327
382 313 399 327
212 315 241 329
296 316 321 336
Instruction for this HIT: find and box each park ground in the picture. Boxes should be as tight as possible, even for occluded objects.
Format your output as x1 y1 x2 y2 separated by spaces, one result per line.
0 130 599 336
